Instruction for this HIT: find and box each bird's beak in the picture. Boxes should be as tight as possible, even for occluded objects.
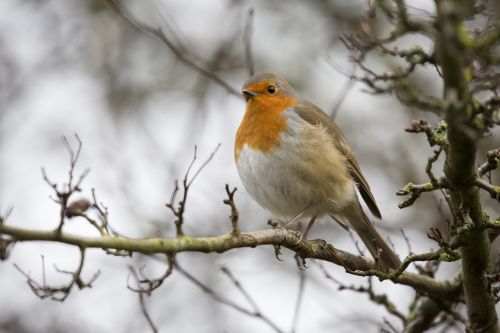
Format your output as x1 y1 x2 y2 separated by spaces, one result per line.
242 89 257 100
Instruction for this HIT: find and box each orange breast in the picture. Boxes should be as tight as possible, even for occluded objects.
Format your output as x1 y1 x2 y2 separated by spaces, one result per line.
235 95 298 160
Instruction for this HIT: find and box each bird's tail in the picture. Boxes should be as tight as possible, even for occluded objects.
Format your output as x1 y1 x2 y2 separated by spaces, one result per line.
340 200 401 272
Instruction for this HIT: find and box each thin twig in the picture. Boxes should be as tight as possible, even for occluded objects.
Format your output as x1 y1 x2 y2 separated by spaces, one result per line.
290 270 306 333
42 134 90 233
14 248 100 301
221 266 260 311
317 262 407 324
166 144 221 237
0 206 14 224
223 184 240 236
188 143 221 187
330 75 356 119
243 8 255 76
129 267 158 333
176 263 284 333
128 254 175 295
106 0 241 98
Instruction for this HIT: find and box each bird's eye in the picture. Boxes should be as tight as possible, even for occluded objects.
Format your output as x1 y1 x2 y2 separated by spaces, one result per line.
267 85 276 94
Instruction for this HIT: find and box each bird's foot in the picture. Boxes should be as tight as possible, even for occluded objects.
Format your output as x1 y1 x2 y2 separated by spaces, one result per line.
294 253 308 270
272 244 283 261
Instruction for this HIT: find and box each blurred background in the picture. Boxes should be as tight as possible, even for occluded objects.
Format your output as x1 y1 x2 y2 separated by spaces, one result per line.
0 0 498 332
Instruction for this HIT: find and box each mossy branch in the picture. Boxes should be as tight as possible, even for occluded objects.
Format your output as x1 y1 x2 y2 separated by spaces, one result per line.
0 222 462 302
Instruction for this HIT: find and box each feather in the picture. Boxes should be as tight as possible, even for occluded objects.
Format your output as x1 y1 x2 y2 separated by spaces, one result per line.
293 100 382 219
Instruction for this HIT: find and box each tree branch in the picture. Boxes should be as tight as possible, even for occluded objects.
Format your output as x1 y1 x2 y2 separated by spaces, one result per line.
105 0 242 98
0 222 462 302
176 263 283 333
436 0 499 331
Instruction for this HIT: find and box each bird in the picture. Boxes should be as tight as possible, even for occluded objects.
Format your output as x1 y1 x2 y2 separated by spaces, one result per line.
234 72 400 271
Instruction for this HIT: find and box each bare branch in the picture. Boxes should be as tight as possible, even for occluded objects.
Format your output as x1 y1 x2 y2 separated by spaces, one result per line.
128 254 174 295
0 222 462 302
14 248 99 301
177 263 284 333
166 144 221 237
0 206 13 225
128 267 158 333
317 262 406 323
290 270 306 333
220 266 260 313
0 207 15 261
0 237 14 261
188 143 221 187
105 0 242 98
223 184 240 236
329 75 356 119
243 8 255 76
41 135 90 233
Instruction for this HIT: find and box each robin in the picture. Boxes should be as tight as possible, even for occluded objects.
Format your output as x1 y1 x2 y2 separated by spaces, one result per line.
234 72 400 271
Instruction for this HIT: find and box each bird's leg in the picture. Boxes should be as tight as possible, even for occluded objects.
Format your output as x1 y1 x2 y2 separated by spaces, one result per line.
296 216 317 243
284 203 312 228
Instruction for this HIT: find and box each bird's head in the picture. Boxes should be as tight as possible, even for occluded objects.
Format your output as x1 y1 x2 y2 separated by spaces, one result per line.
241 73 298 107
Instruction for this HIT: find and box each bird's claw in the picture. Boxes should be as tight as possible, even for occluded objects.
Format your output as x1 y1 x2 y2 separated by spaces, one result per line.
267 218 287 230
294 253 307 270
273 244 283 261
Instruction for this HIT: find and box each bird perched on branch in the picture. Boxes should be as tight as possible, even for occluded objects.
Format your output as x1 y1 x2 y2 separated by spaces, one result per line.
234 72 400 271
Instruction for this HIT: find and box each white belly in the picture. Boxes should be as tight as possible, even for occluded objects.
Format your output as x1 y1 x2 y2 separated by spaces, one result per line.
235 121 355 219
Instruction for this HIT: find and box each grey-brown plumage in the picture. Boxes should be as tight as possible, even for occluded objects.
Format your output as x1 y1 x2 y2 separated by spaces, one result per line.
294 101 399 270
294 101 381 218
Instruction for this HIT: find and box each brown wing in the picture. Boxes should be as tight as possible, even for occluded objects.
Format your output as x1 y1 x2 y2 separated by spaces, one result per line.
293 101 382 219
